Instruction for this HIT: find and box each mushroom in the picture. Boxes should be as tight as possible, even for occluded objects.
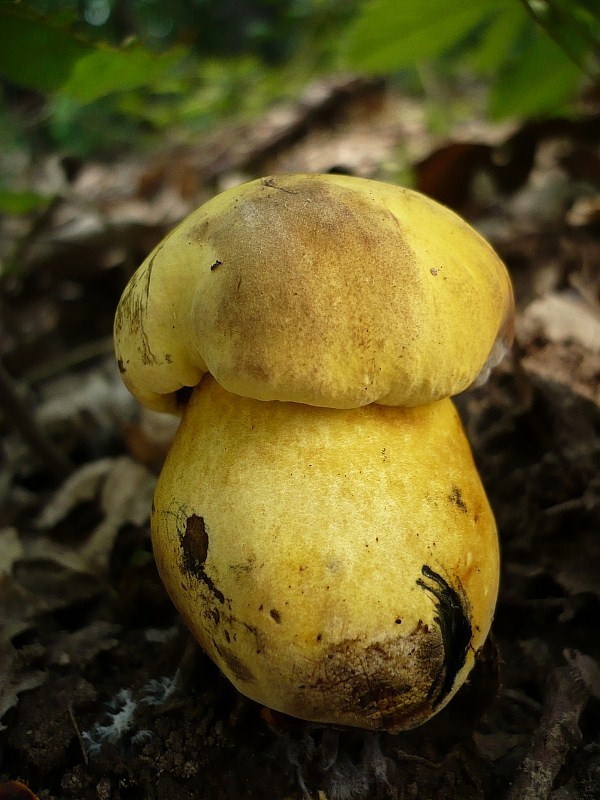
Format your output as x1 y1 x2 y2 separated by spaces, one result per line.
114 174 513 731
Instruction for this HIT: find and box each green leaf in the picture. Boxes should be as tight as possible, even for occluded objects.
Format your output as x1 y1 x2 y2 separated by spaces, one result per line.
60 45 184 104
342 0 499 72
0 189 53 215
522 0 600 72
0 6 90 93
467 1 528 74
0 6 185 104
489 26 583 118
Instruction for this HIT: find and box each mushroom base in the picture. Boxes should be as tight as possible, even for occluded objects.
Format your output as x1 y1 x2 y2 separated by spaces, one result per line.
152 377 499 731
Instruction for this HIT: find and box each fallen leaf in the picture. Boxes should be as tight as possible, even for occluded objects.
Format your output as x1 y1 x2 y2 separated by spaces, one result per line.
87 456 154 573
517 291 600 406
473 730 527 762
36 455 155 575
35 361 136 455
567 195 600 227
0 528 24 574
563 650 600 700
518 292 600 354
0 573 60 642
551 525 600 600
121 406 179 471
0 643 46 732
35 458 114 530
48 622 121 668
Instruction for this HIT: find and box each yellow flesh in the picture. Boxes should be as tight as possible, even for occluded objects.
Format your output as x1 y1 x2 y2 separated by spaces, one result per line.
114 174 513 412
152 378 499 731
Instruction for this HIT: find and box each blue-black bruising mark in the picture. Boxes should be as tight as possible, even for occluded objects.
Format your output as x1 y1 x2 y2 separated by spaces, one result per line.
180 514 225 605
416 565 472 707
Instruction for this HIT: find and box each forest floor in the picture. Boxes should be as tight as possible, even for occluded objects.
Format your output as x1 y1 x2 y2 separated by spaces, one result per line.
1 78 600 800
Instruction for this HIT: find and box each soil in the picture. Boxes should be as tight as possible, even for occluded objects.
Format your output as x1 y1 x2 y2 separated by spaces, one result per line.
1 84 600 799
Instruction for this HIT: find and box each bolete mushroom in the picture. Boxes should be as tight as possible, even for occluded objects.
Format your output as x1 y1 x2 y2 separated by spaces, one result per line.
114 174 513 731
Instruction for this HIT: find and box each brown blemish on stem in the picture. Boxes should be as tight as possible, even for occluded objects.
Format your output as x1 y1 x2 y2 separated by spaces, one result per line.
179 514 225 605
302 621 445 731
215 644 255 683
449 485 468 513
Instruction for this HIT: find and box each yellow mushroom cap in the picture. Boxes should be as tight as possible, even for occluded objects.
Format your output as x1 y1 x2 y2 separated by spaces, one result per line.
114 173 513 412
152 377 499 731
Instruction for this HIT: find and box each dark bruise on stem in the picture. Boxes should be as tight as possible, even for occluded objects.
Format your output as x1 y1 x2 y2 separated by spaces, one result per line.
180 514 226 605
416 565 472 707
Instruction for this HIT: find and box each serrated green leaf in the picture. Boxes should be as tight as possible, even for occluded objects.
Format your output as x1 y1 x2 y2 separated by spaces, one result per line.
342 0 499 72
489 27 583 118
0 189 53 215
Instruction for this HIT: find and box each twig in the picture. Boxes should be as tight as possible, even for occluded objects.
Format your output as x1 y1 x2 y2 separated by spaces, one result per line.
67 703 89 766
395 750 443 769
23 336 115 385
0 358 74 480
2 195 61 279
505 667 589 800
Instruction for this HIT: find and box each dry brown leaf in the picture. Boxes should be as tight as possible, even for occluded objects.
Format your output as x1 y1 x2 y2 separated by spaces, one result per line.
563 649 600 700
89 456 154 571
0 525 122 730
35 362 135 458
517 291 600 406
521 343 600 406
0 573 58 643
518 292 600 354
121 407 180 471
0 643 46 732
35 458 114 530
567 195 600 227
36 456 154 575
552 527 600 599
473 730 526 762
18 536 100 576
0 528 24 575
47 622 121 668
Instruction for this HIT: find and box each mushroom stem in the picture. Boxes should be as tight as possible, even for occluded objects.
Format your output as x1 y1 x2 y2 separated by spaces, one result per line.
151 378 499 731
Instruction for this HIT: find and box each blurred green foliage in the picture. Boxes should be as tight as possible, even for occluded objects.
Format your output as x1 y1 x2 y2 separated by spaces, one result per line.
343 0 597 119
0 5 184 100
0 0 360 162
0 188 53 214
0 0 597 173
